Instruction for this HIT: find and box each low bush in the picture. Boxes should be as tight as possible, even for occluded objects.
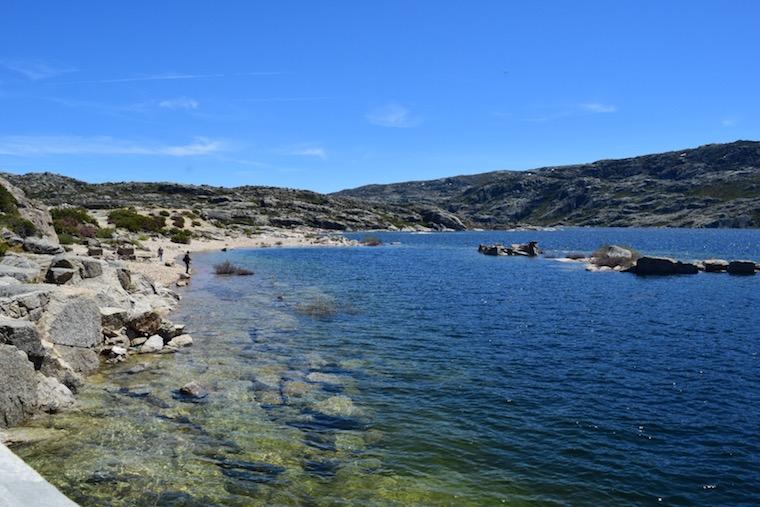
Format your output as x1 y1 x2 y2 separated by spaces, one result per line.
96 227 115 239
0 215 38 238
361 235 382 246
296 296 338 318
191 220 201 227
159 210 171 217
170 228 192 244
0 240 8 257
0 186 18 214
171 215 185 228
108 208 166 233
213 260 254 276
57 233 75 245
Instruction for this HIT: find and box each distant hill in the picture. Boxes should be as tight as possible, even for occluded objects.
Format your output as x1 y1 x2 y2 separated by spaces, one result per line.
0 173 460 231
335 140 760 228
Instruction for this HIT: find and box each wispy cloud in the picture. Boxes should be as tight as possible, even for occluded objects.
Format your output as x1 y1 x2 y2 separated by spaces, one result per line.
721 118 737 127
283 144 328 160
0 135 224 157
158 97 199 110
0 59 77 80
242 96 330 103
54 71 279 85
580 102 618 113
366 103 423 128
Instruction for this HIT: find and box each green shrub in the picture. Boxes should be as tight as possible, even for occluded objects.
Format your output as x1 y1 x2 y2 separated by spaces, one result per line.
159 210 171 217
191 220 201 227
0 240 8 257
171 215 185 228
0 216 38 238
57 233 75 245
108 208 166 233
0 186 18 214
96 227 115 239
169 228 192 244
182 210 199 219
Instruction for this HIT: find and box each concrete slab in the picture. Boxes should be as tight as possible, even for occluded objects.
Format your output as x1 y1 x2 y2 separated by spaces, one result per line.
0 443 77 506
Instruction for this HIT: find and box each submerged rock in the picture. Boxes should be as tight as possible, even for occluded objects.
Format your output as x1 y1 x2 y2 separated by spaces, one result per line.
167 334 193 348
314 395 359 417
177 381 208 400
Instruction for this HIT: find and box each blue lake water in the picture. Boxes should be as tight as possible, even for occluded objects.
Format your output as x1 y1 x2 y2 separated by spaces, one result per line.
15 228 760 506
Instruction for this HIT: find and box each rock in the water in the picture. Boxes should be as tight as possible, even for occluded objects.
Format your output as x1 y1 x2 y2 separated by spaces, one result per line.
0 316 44 361
591 245 639 268
314 395 358 417
0 344 38 427
178 381 208 399
727 260 756 275
139 334 164 353
703 259 729 272
23 237 64 255
35 373 75 413
167 334 193 348
631 256 698 276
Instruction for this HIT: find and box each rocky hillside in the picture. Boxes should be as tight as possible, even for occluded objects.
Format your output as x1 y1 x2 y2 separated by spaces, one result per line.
336 140 760 228
1 174 461 231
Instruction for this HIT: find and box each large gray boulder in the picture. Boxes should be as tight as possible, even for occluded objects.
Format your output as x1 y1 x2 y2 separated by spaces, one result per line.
0 285 52 321
0 265 39 283
591 245 639 269
23 237 64 255
54 345 100 374
35 373 75 413
38 293 102 348
0 344 38 427
0 317 44 362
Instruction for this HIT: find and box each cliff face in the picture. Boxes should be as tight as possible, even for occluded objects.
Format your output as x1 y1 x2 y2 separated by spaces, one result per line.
336 141 760 228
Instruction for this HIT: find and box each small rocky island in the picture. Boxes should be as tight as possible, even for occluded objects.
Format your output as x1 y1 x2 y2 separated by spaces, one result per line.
478 241 759 276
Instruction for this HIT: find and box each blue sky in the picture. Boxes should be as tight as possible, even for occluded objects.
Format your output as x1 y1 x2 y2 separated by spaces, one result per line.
1 1 758 193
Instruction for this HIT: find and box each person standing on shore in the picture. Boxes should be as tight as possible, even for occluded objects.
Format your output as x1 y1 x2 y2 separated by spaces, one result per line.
183 251 191 274
157 246 164 262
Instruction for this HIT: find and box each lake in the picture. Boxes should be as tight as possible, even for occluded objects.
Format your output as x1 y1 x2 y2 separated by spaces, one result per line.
13 228 760 506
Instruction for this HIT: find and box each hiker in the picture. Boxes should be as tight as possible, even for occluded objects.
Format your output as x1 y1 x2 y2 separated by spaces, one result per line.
157 246 164 261
183 251 191 274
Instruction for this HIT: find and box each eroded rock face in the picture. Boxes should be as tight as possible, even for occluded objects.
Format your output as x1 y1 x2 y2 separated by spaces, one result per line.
0 317 44 363
0 175 58 240
0 344 38 427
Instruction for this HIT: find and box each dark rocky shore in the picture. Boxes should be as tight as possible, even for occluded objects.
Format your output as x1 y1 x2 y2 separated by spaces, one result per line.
0 177 190 430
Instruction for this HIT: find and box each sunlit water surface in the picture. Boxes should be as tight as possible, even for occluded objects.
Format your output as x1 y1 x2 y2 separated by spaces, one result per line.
13 229 760 506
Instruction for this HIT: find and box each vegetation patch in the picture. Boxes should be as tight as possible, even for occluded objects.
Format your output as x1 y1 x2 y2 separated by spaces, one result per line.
169 228 192 244
108 208 166 233
213 260 254 276
360 235 382 246
0 185 38 238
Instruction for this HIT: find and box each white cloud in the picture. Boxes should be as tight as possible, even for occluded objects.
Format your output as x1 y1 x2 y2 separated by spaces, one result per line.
0 135 224 157
580 102 618 113
55 71 280 85
0 59 76 80
721 118 737 127
284 145 328 159
158 97 199 110
366 103 422 128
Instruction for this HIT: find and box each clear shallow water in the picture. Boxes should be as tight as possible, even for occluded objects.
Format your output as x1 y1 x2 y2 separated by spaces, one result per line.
13 228 760 506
